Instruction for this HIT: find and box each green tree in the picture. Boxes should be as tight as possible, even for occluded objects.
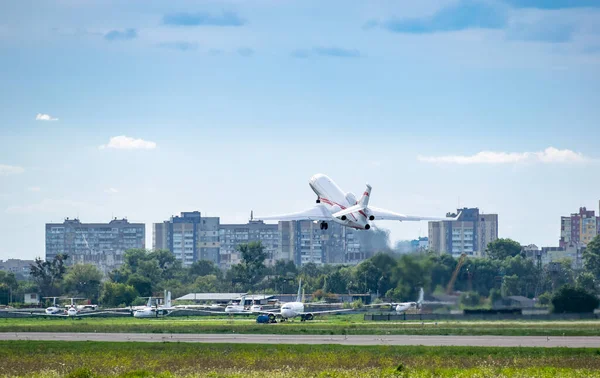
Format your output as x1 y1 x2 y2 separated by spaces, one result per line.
324 269 350 294
583 235 600 279
354 260 381 293
0 272 18 305
488 288 502 304
387 254 429 301
272 260 297 277
459 291 482 308
126 274 152 297
237 241 267 285
189 260 220 277
576 272 597 295
63 264 103 301
551 285 600 313
485 238 522 260
99 282 138 307
149 249 184 281
0 271 18 291
501 274 520 297
29 254 69 297
192 275 219 292
537 292 552 306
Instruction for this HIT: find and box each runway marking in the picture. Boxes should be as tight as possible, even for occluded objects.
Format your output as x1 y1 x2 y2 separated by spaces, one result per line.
0 333 599 347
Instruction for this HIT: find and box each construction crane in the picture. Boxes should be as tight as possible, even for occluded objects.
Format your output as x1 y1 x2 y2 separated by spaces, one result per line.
446 253 467 295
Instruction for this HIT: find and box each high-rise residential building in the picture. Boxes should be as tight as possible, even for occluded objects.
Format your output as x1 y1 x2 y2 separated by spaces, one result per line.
154 211 372 269
410 237 429 253
153 211 220 267
428 208 498 258
45 217 145 274
278 220 363 266
0 259 35 277
560 205 599 248
219 220 279 269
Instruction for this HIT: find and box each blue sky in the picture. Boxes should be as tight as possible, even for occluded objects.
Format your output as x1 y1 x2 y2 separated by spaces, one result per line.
1 0 599 260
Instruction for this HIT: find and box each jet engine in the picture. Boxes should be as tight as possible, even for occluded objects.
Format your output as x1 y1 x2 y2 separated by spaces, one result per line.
301 313 314 321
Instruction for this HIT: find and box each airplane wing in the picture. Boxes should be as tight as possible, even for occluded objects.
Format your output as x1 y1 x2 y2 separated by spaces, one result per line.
76 311 130 317
298 308 354 316
255 204 332 221
364 302 395 307
369 207 455 222
332 204 365 219
182 309 252 315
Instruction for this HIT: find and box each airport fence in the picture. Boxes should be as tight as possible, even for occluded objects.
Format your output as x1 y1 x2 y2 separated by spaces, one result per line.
364 313 600 321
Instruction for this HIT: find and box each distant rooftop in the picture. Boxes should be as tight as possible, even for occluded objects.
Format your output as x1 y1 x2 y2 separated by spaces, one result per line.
175 293 247 302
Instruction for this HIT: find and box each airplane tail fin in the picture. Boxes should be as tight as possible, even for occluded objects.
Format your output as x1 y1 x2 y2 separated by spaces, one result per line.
417 288 424 308
359 184 372 207
165 291 172 308
296 279 302 303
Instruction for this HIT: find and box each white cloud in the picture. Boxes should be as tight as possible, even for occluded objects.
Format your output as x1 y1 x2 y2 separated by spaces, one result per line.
27 187 41 192
99 135 157 150
35 113 58 121
418 147 592 164
105 188 119 194
5 199 99 214
0 164 24 175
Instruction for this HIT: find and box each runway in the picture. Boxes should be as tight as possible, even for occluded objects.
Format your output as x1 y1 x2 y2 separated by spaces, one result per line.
1 333 599 347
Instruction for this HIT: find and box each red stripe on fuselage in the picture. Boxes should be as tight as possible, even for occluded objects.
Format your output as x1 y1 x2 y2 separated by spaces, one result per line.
320 198 357 221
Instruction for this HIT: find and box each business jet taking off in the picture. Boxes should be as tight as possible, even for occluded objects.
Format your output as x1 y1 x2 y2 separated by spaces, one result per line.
256 174 457 230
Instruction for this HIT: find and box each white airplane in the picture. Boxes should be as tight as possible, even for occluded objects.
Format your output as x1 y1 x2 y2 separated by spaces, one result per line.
133 291 175 318
63 297 98 312
260 279 352 322
225 296 258 314
256 173 457 230
367 288 425 313
43 297 63 315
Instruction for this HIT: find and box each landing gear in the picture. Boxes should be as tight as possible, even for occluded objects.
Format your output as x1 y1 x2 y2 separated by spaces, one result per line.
319 221 328 230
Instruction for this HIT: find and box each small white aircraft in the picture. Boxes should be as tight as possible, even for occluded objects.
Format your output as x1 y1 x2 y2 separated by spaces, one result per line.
43 297 63 315
367 288 425 313
260 279 352 322
63 297 98 312
133 291 175 318
224 296 251 314
16 297 127 318
256 173 457 230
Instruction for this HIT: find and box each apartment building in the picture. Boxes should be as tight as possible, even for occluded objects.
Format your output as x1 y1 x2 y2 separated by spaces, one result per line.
428 208 498 257
45 217 145 274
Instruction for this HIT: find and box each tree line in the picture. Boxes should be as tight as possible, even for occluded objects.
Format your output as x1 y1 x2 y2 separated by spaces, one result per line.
1 236 599 312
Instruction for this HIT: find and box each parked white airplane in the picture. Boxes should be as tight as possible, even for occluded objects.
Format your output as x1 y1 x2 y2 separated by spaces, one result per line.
261 279 352 322
43 297 63 315
133 291 174 318
367 288 425 313
224 296 250 314
256 174 457 230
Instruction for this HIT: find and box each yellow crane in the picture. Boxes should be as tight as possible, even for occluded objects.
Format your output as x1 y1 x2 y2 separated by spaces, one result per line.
446 253 467 295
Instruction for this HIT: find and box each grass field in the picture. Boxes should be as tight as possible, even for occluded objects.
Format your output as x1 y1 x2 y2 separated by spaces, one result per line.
1 314 600 336
0 341 599 377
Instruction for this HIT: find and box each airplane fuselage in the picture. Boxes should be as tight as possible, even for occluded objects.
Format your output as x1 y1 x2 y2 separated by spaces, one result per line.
280 301 306 319
133 307 171 318
309 174 370 230
393 301 420 313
